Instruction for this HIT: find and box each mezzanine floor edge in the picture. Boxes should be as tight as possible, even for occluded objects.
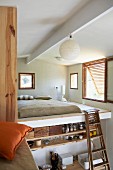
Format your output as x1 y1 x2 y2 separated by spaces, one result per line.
18 102 111 128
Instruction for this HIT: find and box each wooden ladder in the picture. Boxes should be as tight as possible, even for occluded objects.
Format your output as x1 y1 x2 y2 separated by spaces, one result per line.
85 110 110 170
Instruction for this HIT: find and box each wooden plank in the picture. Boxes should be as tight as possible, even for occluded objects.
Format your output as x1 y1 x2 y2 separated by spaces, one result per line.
30 138 87 151
66 161 84 170
0 7 17 122
26 129 87 141
26 128 96 141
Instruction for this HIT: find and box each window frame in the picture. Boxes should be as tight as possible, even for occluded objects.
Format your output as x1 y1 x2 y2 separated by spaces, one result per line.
106 57 113 103
18 73 35 90
82 59 107 102
70 73 78 89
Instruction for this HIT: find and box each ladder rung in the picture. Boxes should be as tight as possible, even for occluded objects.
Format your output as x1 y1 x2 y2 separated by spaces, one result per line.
91 134 103 139
94 161 109 169
84 109 99 113
89 118 99 122
88 115 98 118
92 148 106 153
89 122 100 125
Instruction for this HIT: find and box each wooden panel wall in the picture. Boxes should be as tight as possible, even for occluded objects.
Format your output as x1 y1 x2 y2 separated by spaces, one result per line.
0 7 17 122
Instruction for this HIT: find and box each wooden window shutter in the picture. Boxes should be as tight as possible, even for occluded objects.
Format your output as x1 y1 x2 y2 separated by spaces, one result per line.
82 59 106 101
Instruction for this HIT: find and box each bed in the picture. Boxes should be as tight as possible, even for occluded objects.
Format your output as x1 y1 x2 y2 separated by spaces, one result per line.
18 99 82 119
0 140 38 170
18 100 111 128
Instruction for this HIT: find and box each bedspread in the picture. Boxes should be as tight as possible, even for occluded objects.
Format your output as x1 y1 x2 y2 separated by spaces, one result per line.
18 99 81 118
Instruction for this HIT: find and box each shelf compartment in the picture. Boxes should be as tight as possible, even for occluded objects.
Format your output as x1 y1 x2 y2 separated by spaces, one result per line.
26 128 96 142
30 137 87 151
26 129 85 141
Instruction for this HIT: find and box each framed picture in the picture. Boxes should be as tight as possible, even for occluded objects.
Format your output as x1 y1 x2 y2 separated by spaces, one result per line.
18 73 35 89
70 73 78 89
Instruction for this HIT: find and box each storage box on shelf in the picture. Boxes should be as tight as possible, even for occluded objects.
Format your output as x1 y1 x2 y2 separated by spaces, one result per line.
26 122 97 151
34 127 49 138
59 153 73 166
49 125 62 136
26 130 34 139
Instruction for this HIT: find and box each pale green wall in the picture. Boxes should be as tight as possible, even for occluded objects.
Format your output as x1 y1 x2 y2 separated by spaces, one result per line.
66 64 82 103
67 63 113 169
17 58 67 100
17 58 113 168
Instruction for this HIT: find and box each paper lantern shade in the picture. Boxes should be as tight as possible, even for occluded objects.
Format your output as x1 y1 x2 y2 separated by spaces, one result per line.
59 39 80 60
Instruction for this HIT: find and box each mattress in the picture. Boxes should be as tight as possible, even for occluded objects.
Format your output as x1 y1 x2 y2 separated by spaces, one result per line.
18 99 82 118
0 140 38 170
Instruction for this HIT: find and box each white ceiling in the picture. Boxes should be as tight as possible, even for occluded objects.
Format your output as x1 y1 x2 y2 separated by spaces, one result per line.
39 9 113 65
0 0 113 65
0 0 89 57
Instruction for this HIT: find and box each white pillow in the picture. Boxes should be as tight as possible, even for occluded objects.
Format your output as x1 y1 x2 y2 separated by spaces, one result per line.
18 95 34 100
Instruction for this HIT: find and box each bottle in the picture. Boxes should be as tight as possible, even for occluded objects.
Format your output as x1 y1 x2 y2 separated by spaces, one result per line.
69 124 73 132
73 124 77 131
62 125 65 133
79 123 84 130
65 124 69 133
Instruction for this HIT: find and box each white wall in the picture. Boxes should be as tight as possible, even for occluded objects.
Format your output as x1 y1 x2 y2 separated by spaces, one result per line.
66 64 82 103
17 58 67 100
67 63 113 169
32 141 90 166
17 59 113 168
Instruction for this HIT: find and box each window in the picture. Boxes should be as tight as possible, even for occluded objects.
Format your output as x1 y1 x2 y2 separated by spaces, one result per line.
82 59 106 102
18 73 35 89
70 73 78 89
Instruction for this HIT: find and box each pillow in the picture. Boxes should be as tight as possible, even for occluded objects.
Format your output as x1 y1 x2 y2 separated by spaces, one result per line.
17 95 24 100
35 96 52 100
0 122 32 160
18 95 34 100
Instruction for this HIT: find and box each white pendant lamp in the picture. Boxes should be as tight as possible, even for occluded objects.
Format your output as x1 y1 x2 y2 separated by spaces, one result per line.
59 34 80 60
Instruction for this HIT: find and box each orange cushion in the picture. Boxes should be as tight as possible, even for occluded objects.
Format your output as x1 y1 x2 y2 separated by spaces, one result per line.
0 122 32 160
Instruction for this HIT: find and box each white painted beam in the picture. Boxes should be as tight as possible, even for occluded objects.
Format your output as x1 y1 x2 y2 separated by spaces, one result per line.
26 0 113 64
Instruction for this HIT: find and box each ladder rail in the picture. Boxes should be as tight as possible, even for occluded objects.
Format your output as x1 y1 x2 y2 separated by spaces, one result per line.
96 113 110 168
85 112 94 170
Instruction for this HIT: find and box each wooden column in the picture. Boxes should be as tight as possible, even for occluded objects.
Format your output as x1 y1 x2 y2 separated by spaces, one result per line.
0 7 17 122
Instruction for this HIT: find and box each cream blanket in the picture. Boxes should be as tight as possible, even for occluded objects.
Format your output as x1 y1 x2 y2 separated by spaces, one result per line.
18 99 81 118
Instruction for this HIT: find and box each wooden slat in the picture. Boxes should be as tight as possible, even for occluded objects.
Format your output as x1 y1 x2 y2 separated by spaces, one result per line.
88 67 105 72
67 161 84 170
83 58 106 67
92 148 106 153
87 61 105 94
94 161 109 169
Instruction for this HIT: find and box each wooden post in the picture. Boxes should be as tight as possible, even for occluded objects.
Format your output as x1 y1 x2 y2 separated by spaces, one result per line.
0 7 17 122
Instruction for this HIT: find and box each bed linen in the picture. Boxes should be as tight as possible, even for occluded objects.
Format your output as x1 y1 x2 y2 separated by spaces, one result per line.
0 140 38 170
18 99 81 118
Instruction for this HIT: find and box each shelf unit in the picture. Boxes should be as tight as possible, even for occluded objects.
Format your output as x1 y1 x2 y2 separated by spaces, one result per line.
26 127 96 151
